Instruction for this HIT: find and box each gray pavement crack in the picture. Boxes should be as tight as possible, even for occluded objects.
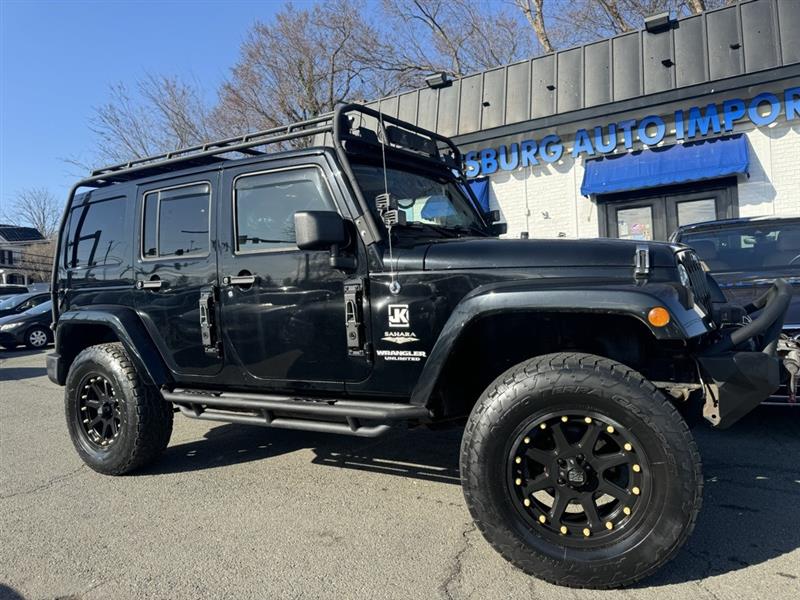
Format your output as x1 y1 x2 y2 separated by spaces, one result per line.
0 464 86 500
438 521 477 600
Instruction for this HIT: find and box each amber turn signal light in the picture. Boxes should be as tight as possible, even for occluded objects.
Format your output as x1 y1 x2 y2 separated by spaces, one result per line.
647 307 670 327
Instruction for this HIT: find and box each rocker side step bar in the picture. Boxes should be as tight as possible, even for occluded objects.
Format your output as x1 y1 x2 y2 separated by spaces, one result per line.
161 388 431 438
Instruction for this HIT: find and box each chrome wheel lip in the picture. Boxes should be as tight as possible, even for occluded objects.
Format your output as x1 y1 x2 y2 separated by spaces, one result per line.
505 409 652 548
76 373 124 450
29 329 48 347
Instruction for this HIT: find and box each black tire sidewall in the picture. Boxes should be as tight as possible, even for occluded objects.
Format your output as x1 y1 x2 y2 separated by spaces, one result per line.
461 356 701 586
65 347 141 473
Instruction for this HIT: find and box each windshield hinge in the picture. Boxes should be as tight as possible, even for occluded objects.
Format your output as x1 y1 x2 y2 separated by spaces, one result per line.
634 245 650 280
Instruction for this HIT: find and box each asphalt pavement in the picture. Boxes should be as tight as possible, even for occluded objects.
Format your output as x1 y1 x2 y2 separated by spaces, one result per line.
1 347 799 600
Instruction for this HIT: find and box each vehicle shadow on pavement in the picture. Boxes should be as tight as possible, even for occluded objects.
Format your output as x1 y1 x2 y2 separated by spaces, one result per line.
0 583 26 600
0 366 48 381
142 406 799 585
644 405 800 586
139 422 462 485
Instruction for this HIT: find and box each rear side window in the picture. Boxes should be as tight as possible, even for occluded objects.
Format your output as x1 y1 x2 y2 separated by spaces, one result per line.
65 196 127 268
142 183 211 258
234 168 334 253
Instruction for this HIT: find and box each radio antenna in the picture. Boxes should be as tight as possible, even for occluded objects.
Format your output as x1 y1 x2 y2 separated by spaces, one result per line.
378 109 401 295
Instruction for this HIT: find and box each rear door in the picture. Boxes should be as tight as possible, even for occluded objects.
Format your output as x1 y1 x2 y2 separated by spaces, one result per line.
217 158 371 389
133 172 223 378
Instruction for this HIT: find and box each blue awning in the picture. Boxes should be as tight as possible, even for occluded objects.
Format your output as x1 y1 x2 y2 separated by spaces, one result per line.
467 177 491 213
580 135 749 196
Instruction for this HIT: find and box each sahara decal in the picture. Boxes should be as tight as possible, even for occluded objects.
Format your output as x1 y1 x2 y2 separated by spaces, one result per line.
381 331 420 345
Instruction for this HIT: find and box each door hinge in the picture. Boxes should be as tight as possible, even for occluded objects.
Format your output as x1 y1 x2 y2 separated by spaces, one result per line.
344 278 368 358
199 285 222 357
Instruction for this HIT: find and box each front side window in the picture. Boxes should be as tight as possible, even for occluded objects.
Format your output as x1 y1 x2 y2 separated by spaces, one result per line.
234 168 334 253
65 196 126 268
142 183 210 258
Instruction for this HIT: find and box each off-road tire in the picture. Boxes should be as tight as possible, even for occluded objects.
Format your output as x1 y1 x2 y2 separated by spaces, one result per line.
65 343 173 475
460 352 702 589
24 325 50 349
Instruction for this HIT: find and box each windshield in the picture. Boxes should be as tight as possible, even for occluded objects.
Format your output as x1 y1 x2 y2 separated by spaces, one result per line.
0 294 25 310
351 163 488 236
680 221 800 272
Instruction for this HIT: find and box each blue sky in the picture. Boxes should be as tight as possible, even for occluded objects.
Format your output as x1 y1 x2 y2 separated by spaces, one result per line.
0 0 300 216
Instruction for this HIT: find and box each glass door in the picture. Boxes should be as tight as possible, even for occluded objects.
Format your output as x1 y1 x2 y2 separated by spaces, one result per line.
603 181 736 241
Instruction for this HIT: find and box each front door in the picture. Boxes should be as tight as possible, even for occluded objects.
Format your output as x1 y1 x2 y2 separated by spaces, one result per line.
603 181 736 241
134 172 222 378
218 160 370 390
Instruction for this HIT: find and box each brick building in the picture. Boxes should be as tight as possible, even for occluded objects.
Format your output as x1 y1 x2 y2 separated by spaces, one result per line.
363 0 799 241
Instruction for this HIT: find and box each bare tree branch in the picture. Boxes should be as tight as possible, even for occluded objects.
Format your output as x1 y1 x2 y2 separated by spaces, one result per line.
2 188 61 238
515 0 554 53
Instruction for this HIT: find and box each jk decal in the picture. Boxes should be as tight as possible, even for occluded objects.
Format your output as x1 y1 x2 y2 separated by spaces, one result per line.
388 304 410 328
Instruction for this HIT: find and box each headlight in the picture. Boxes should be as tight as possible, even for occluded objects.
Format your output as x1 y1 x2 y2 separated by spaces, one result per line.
677 263 690 288
0 321 24 332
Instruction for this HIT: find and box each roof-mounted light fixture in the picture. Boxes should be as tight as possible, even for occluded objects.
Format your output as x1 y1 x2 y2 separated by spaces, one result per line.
644 11 673 33
425 72 452 89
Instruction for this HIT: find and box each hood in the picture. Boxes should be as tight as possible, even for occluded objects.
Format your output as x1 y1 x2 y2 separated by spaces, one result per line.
393 237 681 272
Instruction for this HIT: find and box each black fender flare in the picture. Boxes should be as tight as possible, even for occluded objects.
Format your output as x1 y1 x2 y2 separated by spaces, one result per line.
409 279 709 408
51 307 171 387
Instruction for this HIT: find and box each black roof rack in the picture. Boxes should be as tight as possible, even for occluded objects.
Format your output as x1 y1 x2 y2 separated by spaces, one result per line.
88 104 462 186
90 113 335 184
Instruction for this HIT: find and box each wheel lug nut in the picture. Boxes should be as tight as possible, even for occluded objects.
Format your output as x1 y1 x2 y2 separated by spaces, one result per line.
582 528 591 537
515 478 522 485
557 478 565 485
632 464 641 473
560 526 568 535
605 522 613 530
623 506 631 515
632 486 641 495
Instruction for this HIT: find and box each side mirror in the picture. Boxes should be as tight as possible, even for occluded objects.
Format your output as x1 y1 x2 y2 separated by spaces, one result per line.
294 211 347 251
484 209 506 236
491 223 508 236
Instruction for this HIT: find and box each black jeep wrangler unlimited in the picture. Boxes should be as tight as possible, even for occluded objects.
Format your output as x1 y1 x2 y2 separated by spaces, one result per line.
48 105 796 589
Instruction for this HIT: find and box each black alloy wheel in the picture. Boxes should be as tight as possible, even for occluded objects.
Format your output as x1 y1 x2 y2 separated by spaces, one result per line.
507 412 649 545
76 373 123 449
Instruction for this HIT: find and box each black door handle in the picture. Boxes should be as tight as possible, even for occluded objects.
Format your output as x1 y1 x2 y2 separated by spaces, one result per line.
224 275 256 286
136 279 162 290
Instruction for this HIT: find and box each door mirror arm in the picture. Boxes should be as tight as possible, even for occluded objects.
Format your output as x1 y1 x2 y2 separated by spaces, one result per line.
329 244 357 271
